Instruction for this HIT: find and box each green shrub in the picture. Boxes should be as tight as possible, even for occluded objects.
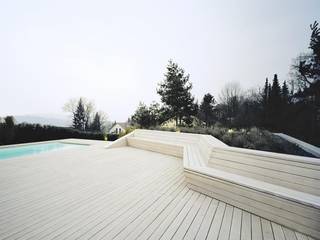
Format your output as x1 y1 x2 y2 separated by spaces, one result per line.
149 126 176 132
147 124 314 157
125 126 136 134
106 134 119 141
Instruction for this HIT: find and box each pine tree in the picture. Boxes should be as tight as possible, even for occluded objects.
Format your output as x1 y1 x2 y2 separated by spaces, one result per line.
271 74 281 100
279 81 290 129
91 112 102 132
157 60 196 126
262 78 269 107
131 102 151 128
199 93 215 127
73 99 86 130
282 81 289 104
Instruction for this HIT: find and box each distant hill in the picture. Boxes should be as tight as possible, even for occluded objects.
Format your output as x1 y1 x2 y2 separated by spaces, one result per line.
14 114 71 127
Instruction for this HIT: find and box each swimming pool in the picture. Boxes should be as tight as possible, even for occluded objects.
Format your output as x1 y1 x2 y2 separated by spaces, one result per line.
0 142 82 160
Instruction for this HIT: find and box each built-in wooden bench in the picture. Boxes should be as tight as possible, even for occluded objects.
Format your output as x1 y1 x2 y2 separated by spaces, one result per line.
209 147 320 195
107 129 320 239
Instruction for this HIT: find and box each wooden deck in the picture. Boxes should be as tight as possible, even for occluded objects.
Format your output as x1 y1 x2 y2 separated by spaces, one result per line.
0 143 314 240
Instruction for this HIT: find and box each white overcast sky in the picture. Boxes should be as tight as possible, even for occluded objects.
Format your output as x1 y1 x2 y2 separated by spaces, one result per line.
0 0 319 121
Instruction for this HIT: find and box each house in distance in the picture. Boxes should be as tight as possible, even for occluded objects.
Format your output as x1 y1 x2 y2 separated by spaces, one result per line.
108 122 128 134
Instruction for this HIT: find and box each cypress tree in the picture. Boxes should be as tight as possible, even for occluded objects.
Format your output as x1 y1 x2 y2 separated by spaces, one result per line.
269 74 282 130
262 78 269 107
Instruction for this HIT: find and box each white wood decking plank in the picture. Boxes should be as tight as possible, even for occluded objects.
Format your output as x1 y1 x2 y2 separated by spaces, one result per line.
282 227 298 240
218 204 234 240
261 219 275 240
171 194 206 240
194 198 219 240
206 201 226 240
123 185 189 240
183 196 211 240
271 222 286 240
159 192 200 240
295 232 309 240
229 207 242 240
251 215 263 240
147 190 194 240
241 211 252 240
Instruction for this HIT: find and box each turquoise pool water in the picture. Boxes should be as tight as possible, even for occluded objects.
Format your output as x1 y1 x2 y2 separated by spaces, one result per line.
0 142 82 160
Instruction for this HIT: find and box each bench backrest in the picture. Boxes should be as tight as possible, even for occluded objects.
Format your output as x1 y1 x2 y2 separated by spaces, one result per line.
210 146 320 195
133 130 217 165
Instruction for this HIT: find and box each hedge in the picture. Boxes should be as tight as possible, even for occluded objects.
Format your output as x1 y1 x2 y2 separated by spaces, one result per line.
0 123 105 145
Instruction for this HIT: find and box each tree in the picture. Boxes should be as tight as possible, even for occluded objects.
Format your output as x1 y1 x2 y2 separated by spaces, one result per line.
157 60 196 126
261 78 271 127
270 74 281 101
64 97 97 131
149 101 162 127
131 102 152 128
130 102 167 128
282 81 290 105
268 74 282 130
84 101 95 131
235 89 262 128
4 116 15 128
73 98 86 130
292 21 320 103
268 21 320 145
91 112 102 132
1 116 16 144
199 93 215 127
218 82 243 127
262 78 269 109
181 90 198 126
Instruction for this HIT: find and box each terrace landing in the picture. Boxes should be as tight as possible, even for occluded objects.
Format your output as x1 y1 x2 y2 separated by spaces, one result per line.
0 143 314 240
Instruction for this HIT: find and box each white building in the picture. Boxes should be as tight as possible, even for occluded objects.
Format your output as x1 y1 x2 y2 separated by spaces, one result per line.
108 122 128 134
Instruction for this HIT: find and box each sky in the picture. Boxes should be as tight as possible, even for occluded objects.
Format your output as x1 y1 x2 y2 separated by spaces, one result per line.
0 0 319 122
